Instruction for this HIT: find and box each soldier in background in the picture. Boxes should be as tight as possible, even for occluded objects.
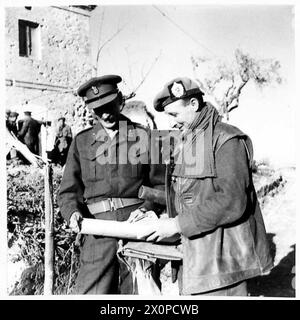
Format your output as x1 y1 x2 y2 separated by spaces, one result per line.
6 108 11 121
7 111 19 136
18 111 41 155
6 111 19 160
53 117 73 166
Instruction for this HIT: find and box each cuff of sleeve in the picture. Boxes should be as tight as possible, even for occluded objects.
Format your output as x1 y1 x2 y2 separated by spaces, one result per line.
177 212 200 238
139 200 154 211
174 216 182 234
61 206 80 225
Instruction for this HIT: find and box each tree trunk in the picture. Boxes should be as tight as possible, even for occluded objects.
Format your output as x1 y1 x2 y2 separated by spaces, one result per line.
44 164 54 295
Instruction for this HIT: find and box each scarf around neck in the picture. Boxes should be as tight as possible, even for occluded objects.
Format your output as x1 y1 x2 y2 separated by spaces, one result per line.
172 102 220 178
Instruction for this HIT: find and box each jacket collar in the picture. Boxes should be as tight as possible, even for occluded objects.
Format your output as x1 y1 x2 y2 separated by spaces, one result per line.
90 114 137 146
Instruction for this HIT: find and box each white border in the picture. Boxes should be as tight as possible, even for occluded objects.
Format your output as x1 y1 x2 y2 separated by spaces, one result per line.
0 0 298 301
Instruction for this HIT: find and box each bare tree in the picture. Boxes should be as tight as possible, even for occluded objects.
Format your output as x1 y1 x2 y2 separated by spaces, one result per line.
92 10 161 102
93 22 128 76
120 51 162 128
191 49 282 120
124 51 162 101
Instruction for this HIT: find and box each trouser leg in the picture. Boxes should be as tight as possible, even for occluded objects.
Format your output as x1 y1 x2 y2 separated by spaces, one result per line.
74 235 119 294
73 203 143 295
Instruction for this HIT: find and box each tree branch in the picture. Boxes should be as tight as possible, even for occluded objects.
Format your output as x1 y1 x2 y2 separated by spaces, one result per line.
94 22 128 74
125 52 162 100
125 46 134 89
227 79 248 113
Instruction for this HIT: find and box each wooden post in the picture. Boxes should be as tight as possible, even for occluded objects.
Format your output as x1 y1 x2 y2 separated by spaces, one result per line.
44 163 54 295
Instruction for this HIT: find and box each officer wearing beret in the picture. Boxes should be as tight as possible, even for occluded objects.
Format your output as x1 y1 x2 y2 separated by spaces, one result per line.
57 75 164 294
140 77 272 296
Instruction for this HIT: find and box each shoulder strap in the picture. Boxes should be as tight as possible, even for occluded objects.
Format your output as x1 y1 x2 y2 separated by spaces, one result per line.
241 139 251 165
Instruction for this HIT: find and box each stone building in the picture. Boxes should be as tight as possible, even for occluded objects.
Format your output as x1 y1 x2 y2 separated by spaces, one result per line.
5 6 95 126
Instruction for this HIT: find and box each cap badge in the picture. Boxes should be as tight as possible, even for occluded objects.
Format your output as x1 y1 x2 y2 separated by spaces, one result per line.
91 86 99 95
171 82 185 98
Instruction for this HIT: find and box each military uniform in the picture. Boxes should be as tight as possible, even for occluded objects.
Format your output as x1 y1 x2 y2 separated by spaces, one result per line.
6 111 19 136
6 111 19 160
54 118 73 166
58 75 165 294
153 77 272 295
18 111 41 155
55 121 72 153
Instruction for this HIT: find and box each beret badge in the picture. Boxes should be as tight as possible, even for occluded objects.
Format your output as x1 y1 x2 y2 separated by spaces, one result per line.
91 86 99 95
170 81 185 98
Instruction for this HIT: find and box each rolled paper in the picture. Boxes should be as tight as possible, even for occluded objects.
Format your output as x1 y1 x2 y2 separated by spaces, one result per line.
80 218 156 240
80 218 179 243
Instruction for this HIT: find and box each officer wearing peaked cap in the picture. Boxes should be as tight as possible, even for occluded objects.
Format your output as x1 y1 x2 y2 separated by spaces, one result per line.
77 75 122 109
58 75 165 294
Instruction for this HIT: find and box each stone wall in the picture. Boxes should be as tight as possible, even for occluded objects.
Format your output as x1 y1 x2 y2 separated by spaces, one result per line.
5 6 93 130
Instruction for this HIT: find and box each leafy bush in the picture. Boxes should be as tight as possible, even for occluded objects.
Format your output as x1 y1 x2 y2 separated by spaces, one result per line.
7 164 80 295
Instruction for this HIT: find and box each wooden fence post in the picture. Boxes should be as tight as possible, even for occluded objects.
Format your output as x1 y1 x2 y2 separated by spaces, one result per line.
44 163 54 295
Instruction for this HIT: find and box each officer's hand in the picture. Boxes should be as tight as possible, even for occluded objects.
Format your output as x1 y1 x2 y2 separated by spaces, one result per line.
145 218 180 242
69 211 83 233
127 208 147 223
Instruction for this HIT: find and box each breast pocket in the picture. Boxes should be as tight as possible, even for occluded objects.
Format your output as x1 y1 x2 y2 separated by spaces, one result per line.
123 149 148 178
80 153 97 183
119 163 142 178
82 155 108 182
182 193 194 205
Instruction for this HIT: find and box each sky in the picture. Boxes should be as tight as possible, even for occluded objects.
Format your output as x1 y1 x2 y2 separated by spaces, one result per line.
90 4 295 167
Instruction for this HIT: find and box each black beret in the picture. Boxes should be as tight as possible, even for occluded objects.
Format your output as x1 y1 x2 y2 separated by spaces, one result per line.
77 75 122 110
153 77 204 112
24 111 32 115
